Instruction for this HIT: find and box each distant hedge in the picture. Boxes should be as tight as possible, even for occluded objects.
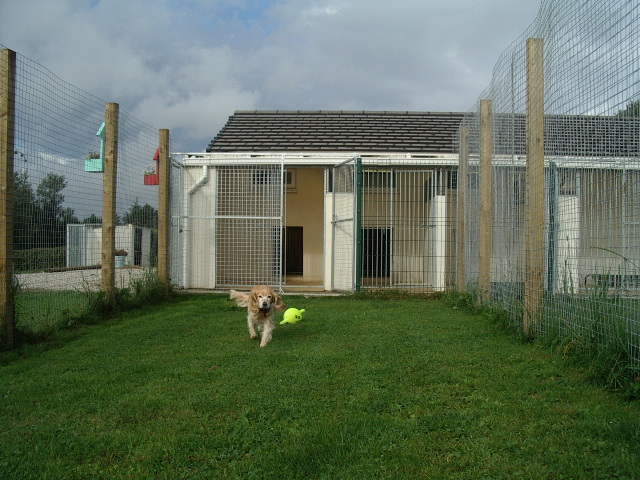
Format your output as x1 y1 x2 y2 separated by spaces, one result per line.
14 247 66 273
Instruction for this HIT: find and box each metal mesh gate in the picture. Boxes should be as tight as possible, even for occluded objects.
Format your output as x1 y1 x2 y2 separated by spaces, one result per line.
169 159 284 290
328 159 458 293
359 166 457 292
330 157 360 291
215 164 284 288
169 159 185 288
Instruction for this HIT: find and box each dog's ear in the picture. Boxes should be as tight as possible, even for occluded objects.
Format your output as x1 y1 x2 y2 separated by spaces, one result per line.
273 293 286 313
230 290 249 308
250 290 260 307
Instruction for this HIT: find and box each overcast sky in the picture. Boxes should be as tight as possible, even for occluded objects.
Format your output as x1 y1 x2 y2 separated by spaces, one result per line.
0 0 542 153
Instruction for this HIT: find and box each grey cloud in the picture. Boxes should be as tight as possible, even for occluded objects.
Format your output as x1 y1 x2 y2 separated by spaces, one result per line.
1 0 541 152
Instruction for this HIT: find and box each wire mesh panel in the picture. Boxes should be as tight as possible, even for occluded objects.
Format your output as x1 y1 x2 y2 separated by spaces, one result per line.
331 158 358 291
491 165 525 307
458 0 640 365
169 158 185 288
360 166 457 292
115 109 159 269
360 168 393 288
215 164 284 289
177 159 284 290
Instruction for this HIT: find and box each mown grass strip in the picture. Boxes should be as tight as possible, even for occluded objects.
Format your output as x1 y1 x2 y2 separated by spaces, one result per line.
1 294 639 479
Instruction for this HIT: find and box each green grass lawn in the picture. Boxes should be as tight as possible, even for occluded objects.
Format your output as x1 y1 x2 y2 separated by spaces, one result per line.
15 290 90 336
2 294 639 479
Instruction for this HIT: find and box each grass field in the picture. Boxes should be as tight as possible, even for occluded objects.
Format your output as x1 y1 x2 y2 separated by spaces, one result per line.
15 290 90 336
2 293 639 479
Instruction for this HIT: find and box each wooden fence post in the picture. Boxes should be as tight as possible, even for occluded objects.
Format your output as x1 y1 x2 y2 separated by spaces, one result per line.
157 129 170 289
524 38 545 334
478 100 493 303
102 103 119 298
456 125 469 292
0 49 16 349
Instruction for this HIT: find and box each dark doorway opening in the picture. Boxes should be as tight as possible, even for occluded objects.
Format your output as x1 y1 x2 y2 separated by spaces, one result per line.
283 226 303 276
362 228 391 277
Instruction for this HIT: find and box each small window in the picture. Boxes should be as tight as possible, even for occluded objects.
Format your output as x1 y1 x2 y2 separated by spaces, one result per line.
285 169 296 192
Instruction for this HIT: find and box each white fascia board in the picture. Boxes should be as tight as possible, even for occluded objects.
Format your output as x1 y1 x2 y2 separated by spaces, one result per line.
175 152 640 170
476 155 640 170
176 151 460 167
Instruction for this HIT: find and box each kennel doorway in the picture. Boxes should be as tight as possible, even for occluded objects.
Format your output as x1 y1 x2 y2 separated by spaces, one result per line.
361 228 391 278
282 226 303 276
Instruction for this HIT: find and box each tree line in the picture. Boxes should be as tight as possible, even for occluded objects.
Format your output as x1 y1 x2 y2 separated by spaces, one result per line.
13 171 158 251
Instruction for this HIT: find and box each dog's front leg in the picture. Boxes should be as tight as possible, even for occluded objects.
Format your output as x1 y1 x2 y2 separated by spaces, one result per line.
260 321 273 347
247 315 258 339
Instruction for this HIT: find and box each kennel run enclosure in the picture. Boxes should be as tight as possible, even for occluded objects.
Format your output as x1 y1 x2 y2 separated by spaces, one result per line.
463 157 640 296
169 153 459 292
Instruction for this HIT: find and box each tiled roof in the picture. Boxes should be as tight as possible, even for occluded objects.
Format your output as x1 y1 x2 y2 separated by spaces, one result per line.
206 110 465 153
206 110 640 158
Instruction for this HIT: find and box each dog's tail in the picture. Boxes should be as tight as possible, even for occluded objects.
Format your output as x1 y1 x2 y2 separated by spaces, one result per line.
229 290 249 308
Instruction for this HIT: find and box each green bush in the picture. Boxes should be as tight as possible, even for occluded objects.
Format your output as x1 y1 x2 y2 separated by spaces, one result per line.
83 270 173 317
14 247 66 272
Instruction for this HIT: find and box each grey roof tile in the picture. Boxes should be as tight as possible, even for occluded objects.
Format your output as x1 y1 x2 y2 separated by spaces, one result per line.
207 110 465 153
206 110 640 158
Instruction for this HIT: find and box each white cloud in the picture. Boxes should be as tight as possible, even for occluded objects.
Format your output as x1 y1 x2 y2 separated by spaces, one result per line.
1 0 542 152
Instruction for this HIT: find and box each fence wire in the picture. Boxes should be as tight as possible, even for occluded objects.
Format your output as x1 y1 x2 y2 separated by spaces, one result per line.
2 44 160 337
458 0 640 364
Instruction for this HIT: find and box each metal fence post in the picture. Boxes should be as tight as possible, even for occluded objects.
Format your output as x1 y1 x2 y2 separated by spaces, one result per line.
354 157 363 292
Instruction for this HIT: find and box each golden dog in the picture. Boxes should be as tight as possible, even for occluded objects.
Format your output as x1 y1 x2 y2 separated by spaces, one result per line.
230 285 286 347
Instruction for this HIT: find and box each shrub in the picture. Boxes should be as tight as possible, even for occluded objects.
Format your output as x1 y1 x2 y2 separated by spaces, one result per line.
14 247 65 272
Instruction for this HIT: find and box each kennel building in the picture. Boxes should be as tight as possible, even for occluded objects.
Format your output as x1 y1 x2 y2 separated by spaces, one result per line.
170 111 465 292
66 223 154 268
170 110 640 295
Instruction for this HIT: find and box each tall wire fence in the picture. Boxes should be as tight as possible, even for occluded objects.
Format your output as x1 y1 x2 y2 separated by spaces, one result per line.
1 44 162 343
458 0 640 364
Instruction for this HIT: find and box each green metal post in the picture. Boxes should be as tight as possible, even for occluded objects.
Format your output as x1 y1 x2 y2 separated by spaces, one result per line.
355 157 363 292
547 162 557 293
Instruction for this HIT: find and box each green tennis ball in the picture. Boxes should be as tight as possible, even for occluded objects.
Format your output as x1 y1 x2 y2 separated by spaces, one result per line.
280 308 306 325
